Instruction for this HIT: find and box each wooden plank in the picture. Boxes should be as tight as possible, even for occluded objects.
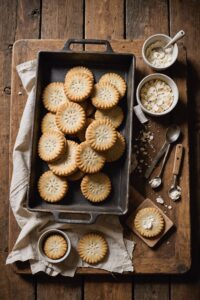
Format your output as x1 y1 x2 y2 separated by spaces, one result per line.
134 278 169 300
0 0 40 299
84 279 132 300
126 0 169 38
169 0 200 298
36 276 82 300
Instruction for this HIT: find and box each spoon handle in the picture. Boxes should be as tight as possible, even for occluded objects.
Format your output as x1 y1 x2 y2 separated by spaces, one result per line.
158 143 171 177
164 30 185 49
173 144 183 175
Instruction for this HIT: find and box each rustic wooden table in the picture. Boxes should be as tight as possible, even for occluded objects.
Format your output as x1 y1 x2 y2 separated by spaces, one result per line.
1 1 200 299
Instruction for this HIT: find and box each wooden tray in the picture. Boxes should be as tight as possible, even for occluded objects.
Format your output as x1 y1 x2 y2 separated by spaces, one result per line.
9 39 191 275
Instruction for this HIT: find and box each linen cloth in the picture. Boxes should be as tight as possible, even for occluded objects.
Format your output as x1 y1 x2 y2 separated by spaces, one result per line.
6 60 134 276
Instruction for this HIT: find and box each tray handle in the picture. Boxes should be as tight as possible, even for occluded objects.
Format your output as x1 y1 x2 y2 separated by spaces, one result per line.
52 211 99 224
63 38 113 53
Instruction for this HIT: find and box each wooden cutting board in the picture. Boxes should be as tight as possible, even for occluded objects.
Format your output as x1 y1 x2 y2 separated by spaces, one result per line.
9 39 191 275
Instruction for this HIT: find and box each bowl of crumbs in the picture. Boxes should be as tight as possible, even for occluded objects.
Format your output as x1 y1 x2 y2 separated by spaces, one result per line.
142 34 178 70
136 73 179 116
38 229 71 263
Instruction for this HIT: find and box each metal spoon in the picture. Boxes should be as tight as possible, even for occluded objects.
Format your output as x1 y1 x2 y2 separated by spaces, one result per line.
168 144 184 201
149 143 171 189
145 125 181 179
154 30 185 53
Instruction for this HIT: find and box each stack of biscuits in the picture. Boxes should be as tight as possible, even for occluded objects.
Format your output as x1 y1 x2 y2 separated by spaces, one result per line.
38 66 127 204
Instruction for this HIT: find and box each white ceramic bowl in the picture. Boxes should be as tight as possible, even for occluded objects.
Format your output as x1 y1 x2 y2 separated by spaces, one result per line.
136 73 179 117
142 34 178 70
37 229 71 264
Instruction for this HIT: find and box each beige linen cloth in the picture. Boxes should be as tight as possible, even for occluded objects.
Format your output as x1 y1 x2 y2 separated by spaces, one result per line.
6 60 134 277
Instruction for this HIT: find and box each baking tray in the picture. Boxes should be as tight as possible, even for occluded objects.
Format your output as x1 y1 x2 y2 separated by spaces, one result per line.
27 39 135 224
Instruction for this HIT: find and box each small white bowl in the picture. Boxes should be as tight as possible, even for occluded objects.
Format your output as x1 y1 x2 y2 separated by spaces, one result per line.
136 73 179 117
142 34 178 70
37 229 71 264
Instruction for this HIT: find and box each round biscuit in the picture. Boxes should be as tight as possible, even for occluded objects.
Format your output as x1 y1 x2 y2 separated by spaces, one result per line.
43 234 68 260
91 83 120 109
94 106 124 128
99 73 126 98
104 132 126 162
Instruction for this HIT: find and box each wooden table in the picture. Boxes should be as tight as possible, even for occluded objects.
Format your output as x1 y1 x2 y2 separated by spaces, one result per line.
1 1 200 299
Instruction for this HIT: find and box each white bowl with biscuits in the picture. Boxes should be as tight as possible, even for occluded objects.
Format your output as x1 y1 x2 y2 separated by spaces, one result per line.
37 229 71 263
136 73 179 117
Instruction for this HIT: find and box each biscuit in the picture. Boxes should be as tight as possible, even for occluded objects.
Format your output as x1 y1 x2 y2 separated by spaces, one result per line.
43 234 68 260
91 83 120 109
65 66 94 82
99 73 126 98
41 112 61 133
64 73 93 102
67 169 85 181
77 118 94 142
134 207 165 238
38 130 66 162
77 232 108 264
104 132 126 162
81 172 111 202
56 102 86 134
38 170 68 202
48 140 78 176
94 106 124 128
76 141 105 173
43 82 69 113
85 119 117 151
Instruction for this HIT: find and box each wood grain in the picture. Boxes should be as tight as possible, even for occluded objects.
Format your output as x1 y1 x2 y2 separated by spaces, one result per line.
134 279 169 300
84 279 132 300
126 0 169 38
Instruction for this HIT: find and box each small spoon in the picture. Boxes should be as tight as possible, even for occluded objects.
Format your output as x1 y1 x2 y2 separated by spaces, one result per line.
154 30 185 53
168 144 184 201
149 143 170 189
145 125 181 179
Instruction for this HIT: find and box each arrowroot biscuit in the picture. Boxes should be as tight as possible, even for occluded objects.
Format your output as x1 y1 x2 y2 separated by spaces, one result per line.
41 112 61 133
67 169 85 181
56 102 86 134
38 130 66 162
64 72 93 102
76 141 105 173
81 172 111 202
94 106 124 129
77 118 94 142
65 66 94 82
91 83 120 109
85 119 117 151
99 73 127 98
38 170 68 202
43 82 69 113
48 140 78 176
104 132 126 162
43 234 68 260
134 207 165 238
77 232 108 264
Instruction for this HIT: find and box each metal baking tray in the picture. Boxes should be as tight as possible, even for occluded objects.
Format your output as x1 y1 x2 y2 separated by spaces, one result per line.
27 39 135 224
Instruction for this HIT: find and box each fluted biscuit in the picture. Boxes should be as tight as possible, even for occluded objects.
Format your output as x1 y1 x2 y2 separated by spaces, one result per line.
76 141 105 173
65 66 94 82
81 172 111 202
38 170 68 202
77 118 94 142
41 112 61 133
91 83 120 109
43 234 68 260
77 232 108 264
67 169 85 181
48 140 78 176
99 73 126 98
134 207 165 238
64 73 93 102
43 82 69 113
38 130 66 162
56 102 86 134
85 119 117 151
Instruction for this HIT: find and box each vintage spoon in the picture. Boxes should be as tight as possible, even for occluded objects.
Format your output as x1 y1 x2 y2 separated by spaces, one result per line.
168 144 184 201
145 125 181 179
154 30 185 54
149 143 171 189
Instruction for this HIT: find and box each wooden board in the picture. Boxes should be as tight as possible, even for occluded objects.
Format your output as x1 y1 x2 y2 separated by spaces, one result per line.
9 38 191 275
